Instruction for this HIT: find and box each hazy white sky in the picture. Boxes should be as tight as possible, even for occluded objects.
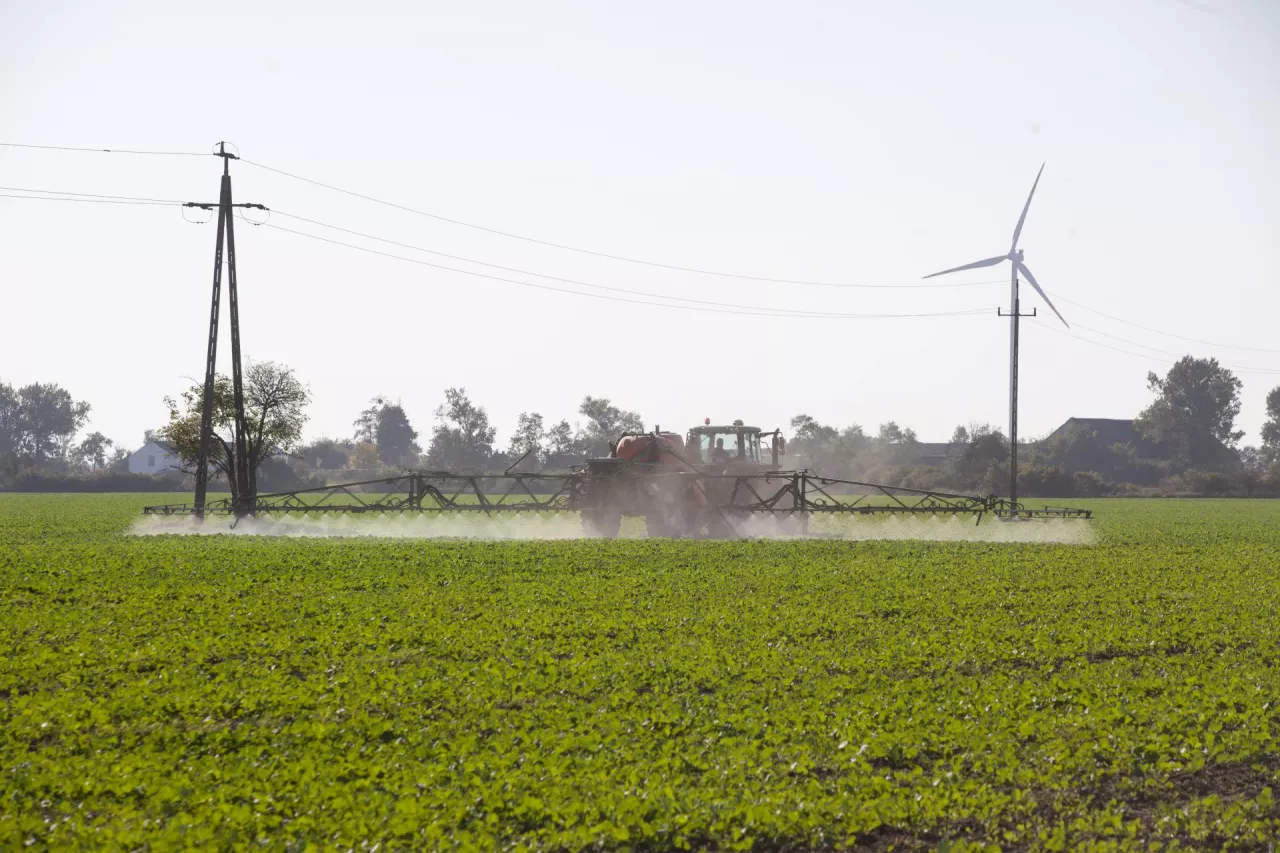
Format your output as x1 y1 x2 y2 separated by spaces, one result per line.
3 0 1278 451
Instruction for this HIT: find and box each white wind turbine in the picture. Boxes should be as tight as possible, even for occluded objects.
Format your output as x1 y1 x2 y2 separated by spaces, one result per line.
924 164 1068 515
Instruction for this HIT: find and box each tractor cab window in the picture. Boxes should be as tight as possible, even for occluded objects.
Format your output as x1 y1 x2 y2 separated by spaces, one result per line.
708 431 739 463
743 432 761 463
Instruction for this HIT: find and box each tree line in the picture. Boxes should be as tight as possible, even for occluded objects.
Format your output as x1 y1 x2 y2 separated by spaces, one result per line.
781 356 1280 497
285 355 1280 498
0 364 314 494
298 390 645 474
5 354 1280 497
0 381 117 479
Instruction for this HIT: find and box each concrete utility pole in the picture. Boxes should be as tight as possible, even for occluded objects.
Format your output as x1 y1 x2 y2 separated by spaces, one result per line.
1000 256 1037 515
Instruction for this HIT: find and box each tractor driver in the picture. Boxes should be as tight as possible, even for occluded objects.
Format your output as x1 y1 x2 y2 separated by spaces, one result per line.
711 437 732 463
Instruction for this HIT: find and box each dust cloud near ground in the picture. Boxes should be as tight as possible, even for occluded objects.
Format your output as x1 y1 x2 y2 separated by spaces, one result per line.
729 513 1095 545
129 512 1094 544
129 513 591 540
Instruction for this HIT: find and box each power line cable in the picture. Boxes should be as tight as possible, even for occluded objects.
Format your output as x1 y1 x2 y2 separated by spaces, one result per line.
242 157 993 290
257 220 993 320
0 193 184 208
8 141 1274 340
1031 319 1280 375
11 164 1277 354
1048 290 1280 355
0 185 993 317
0 142 210 157
10 188 1270 347
0 185 189 204
1068 321 1182 358
269 208 1001 317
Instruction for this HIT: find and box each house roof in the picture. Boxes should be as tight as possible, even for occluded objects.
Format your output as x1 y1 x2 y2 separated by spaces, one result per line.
914 442 960 460
1043 416 1238 468
1045 417 1146 449
132 439 176 456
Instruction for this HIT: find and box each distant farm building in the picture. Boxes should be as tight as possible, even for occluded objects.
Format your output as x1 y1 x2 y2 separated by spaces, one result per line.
914 442 961 467
1041 417 1161 458
128 440 181 475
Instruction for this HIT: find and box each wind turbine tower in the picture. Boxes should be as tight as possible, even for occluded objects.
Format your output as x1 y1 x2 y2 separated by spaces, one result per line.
924 164 1068 515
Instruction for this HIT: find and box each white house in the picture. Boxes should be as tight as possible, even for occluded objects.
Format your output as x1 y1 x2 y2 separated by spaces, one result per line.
128 440 182 475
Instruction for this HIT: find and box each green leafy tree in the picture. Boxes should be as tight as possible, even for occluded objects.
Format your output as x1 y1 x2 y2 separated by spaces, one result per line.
160 361 310 502
5 382 91 467
508 412 546 462
543 419 585 468
71 432 113 471
1261 386 1280 468
376 403 421 466
425 387 496 469
1135 356 1243 469
876 421 918 446
871 420 919 467
788 415 841 464
787 415 867 475
1236 446 1268 497
950 423 1008 483
300 438 352 470
350 441 380 470
352 396 389 444
350 397 420 466
789 414 839 450
0 382 18 474
839 424 870 456
578 396 643 456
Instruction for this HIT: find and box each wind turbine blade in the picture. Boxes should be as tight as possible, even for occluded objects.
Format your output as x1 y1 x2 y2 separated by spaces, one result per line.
922 255 1007 278
1010 163 1045 252
1015 260 1068 328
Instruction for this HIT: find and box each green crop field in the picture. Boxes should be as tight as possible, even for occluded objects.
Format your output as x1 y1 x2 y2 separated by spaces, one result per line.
2 495 1278 850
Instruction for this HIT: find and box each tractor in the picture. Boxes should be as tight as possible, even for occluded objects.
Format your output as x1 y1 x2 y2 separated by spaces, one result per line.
571 419 788 538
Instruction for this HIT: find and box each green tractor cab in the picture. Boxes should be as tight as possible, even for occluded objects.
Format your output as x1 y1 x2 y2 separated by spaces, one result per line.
685 420 785 471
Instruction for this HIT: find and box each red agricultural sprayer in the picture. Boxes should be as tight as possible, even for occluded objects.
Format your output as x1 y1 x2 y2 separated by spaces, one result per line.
143 420 1092 536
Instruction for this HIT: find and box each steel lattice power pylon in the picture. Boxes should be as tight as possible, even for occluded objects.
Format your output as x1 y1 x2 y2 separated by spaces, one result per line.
189 143 268 519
